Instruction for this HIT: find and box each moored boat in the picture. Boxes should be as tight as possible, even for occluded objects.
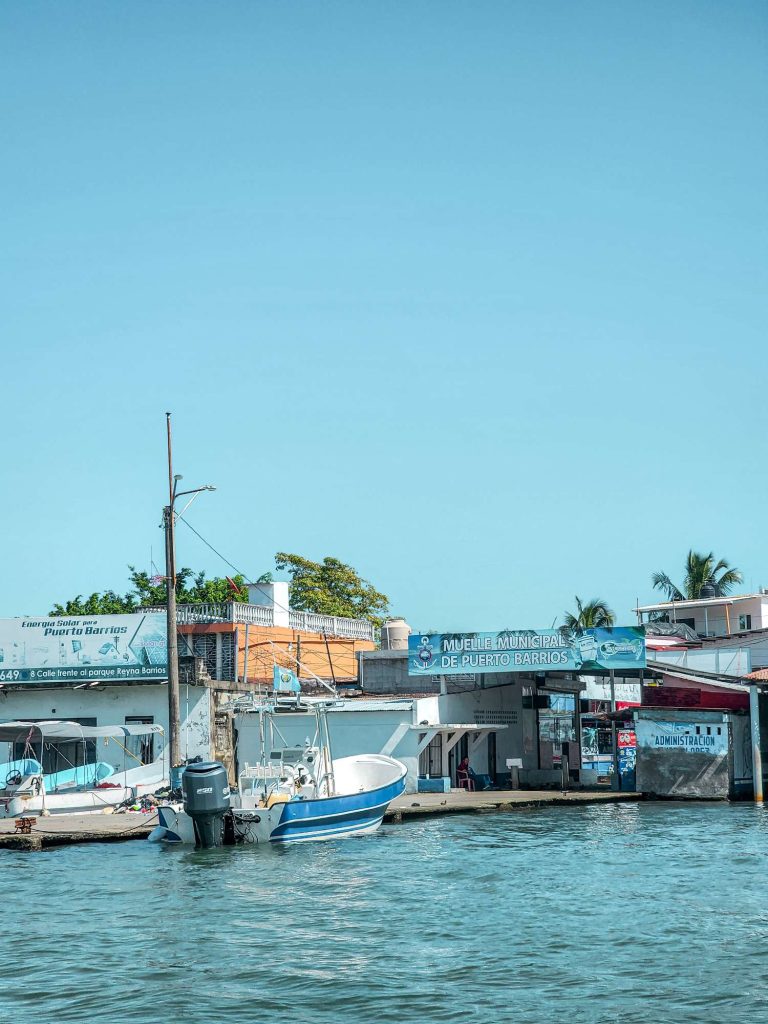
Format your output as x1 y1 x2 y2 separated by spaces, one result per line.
0 720 168 817
150 698 406 846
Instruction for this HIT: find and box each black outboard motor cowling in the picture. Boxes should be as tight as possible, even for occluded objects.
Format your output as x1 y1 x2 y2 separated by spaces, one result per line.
181 761 231 848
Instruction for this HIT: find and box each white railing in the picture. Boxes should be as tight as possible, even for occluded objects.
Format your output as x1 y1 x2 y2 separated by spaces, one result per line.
174 603 232 624
170 602 274 626
289 610 375 640
141 602 372 638
231 604 275 627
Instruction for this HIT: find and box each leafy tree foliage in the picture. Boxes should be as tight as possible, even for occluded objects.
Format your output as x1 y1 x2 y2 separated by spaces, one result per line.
50 568 249 616
274 552 390 626
50 552 388 626
651 550 743 601
563 596 616 630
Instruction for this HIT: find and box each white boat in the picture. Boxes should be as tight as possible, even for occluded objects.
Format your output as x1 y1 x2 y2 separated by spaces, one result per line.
0 720 168 817
150 698 406 846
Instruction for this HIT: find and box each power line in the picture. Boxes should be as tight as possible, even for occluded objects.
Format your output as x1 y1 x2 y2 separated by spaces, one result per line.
175 514 255 582
175 514 297 618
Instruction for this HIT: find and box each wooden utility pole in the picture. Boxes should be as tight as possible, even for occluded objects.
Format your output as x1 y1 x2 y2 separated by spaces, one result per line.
165 413 181 771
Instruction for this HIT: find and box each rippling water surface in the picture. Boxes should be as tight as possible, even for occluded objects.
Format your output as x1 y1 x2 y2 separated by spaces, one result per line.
3 803 768 1023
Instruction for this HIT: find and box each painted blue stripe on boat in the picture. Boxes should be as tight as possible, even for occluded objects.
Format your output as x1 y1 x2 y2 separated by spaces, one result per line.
262 773 404 841
271 815 385 843
269 801 388 839
268 776 405 838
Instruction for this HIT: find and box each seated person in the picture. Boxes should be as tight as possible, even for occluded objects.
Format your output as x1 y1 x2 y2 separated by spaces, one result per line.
456 757 474 790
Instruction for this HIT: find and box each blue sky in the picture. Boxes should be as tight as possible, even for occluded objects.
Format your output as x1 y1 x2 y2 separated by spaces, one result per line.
1 1 766 631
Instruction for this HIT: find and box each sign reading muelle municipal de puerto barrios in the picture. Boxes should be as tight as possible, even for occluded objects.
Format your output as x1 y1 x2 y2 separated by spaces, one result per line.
408 626 646 677
0 613 167 684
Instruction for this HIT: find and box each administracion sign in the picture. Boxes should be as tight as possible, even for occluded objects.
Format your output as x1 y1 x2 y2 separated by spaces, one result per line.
408 626 646 677
635 719 727 756
0 613 168 684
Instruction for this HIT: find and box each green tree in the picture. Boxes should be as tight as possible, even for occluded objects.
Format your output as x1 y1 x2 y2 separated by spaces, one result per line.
563 596 616 630
50 568 250 616
651 550 743 602
274 552 390 626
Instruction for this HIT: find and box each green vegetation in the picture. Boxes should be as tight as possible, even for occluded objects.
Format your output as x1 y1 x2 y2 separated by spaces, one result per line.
49 568 249 616
651 550 743 601
49 552 389 626
275 552 390 626
563 596 616 630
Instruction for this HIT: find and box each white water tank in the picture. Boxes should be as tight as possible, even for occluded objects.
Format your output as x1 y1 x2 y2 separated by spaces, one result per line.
381 618 411 650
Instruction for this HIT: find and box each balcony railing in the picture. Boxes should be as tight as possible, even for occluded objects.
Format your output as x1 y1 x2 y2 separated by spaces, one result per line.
288 610 375 641
140 603 374 640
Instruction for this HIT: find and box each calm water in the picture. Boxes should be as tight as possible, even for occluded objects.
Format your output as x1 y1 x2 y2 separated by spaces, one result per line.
2 803 768 1024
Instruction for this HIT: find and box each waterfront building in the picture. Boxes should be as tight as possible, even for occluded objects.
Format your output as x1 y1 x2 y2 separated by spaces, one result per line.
0 585 375 775
358 647 596 791
636 591 768 669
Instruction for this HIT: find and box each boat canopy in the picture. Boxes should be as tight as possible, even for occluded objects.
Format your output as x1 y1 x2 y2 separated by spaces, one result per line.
0 721 164 742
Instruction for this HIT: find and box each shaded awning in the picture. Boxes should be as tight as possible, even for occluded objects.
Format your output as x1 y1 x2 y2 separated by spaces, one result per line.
0 720 164 743
411 723 507 756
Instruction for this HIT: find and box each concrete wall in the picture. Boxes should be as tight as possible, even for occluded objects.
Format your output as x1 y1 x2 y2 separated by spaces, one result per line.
635 709 733 799
358 650 436 694
234 702 423 791
434 684 523 776
231 680 581 796
0 683 211 769
664 596 768 638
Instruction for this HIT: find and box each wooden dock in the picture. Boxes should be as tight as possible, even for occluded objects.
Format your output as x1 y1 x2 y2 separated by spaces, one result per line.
0 788 641 851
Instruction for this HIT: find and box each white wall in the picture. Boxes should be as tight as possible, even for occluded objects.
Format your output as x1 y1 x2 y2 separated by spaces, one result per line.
666 597 768 637
234 704 422 790
435 684 524 775
231 686 529 795
0 683 211 768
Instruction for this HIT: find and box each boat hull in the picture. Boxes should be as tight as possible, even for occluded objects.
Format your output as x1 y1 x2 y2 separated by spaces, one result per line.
260 774 405 843
150 757 406 846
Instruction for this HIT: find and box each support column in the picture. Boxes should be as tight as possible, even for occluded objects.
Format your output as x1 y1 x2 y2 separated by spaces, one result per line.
750 685 763 804
610 669 620 791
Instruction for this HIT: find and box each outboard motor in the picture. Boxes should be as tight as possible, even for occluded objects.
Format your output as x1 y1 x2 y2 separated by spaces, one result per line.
181 761 231 848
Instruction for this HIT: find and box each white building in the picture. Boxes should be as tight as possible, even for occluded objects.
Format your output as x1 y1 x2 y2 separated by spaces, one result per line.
0 673 230 776
636 592 768 639
234 693 517 795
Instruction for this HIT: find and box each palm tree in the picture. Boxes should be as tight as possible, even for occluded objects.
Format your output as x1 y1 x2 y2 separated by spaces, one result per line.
563 596 616 630
651 550 743 601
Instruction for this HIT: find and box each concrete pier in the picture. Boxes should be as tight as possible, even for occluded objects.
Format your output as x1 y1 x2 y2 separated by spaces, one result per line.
385 788 641 822
0 813 158 851
0 789 641 850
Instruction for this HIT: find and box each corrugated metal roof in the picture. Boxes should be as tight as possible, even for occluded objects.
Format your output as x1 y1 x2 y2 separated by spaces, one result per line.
328 699 414 712
636 594 765 612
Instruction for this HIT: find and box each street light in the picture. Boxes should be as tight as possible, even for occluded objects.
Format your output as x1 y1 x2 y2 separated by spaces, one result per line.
164 413 215 772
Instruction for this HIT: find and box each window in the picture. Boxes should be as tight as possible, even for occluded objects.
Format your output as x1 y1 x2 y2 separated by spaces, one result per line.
125 716 154 765
739 614 752 631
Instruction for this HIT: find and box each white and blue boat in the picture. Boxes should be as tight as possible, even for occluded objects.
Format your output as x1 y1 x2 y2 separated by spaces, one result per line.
0 720 167 817
151 699 406 846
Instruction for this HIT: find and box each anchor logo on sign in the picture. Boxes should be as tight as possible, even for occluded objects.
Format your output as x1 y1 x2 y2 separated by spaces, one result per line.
416 636 434 670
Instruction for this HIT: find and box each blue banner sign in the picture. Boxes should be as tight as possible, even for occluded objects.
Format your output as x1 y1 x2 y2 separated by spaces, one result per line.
408 627 646 677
